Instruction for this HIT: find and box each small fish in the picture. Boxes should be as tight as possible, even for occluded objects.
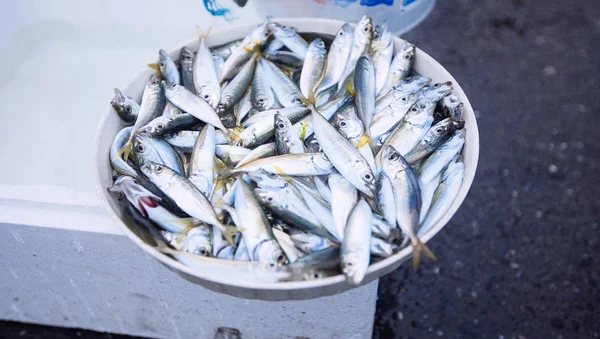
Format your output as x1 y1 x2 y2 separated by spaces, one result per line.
310 105 376 197
275 113 305 155
141 113 198 137
317 23 353 95
273 228 302 263
165 83 228 132
188 124 215 197
260 58 303 108
328 173 358 241
370 22 393 96
232 152 334 177
293 95 351 141
419 154 464 236
267 21 309 60
419 129 466 184
247 168 288 190
132 133 182 174
141 162 239 244
235 142 278 168
218 55 257 114
155 49 181 85
181 225 212 257
235 181 287 267
382 39 415 95
341 198 372 285
179 46 196 93
220 19 270 82
354 56 376 131
111 88 140 124
333 103 364 144
337 15 373 93
380 145 436 269
381 99 436 157
419 82 454 104
370 92 419 139
405 118 458 163
193 28 221 109
375 75 430 107
251 59 277 111
110 127 137 178
300 39 327 99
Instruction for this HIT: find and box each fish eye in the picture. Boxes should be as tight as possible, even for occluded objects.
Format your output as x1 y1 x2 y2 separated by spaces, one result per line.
317 41 325 48
276 254 285 262
156 123 164 130
433 83 440 88
404 54 412 60
203 94 211 100
277 122 285 129
363 26 369 33
338 31 344 36
436 128 444 133
363 173 373 181
339 120 348 128
267 196 274 202
411 107 418 112
136 145 145 152
159 62 165 67
199 249 207 256
269 263 275 267
155 165 164 173
347 262 353 266
313 273 321 279
401 97 407 102
170 83 177 88
267 172 277 178
124 105 132 113
258 97 265 103
388 153 400 162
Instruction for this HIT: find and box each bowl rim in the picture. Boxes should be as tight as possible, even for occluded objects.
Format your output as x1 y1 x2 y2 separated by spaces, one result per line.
93 17 479 291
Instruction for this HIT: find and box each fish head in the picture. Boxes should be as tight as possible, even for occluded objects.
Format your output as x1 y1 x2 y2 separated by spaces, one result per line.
179 46 194 65
198 87 221 109
274 112 292 133
256 240 288 269
356 15 373 40
380 145 411 176
396 40 415 67
342 251 367 285
182 226 212 257
253 92 273 110
335 113 364 141
250 19 271 47
442 94 461 110
309 38 327 57
216 94 234 114
422 81 454 102
254 187 285 210
140 161 177 188
354 163 377 198
432 118 455 138
109 176 159 216
371 21 391 51
268 21 295 39
141 116 171 137
158 49 173 76
392 75 431 94
248 169 287 190
332 23 353 50
110 88 126 108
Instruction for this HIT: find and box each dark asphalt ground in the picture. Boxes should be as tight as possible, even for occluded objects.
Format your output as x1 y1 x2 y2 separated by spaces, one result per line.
1 1 599 338
374 0 600 338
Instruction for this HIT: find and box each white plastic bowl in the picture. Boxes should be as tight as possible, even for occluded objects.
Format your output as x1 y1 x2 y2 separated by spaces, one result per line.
93 18 479 301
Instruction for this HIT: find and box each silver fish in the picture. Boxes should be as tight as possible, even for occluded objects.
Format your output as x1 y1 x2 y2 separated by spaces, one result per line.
255 186 335 241
419 82 454 103
110 127 137 178
300 39 327 99
317 23 353 95
251 59 277 111
380 145 435 269
220 19 270 82
141 113 197 137
419 154 464 236
338 15 373 93
247 168 288 190
133 133 182 174
370 92 420 139
232 152 334 176
419 173 441 224
179 46 196 93
382 39 415 95
311 105 376 197
405 118 457 163
275 113 305 155
267 21 309 60
354 56 376 131
242 107 309 128
341 198 372 285
375 75 430 107
419 129 466 184
441 94 464 121
382 99 436 156
235 142 278 168
158 49 180 85
260 58 303 108
273 228 301 263
371 22 393 96
218 55 257 114
215 144 251 165
181 225 212 257
165 83 227 132
141 162 238 244
111 88 139 124
163 130 226 151
286 247 341 279
234 181 287 267
119 74 165 161
188 124 215 197
328 172 358 241
293 95 351 141
238 107 309 148
193 30 221 109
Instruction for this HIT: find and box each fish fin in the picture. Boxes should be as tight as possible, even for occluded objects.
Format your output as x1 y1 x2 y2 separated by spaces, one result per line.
115 139 134 162
196 25 212 40
298 122 308 140
357 135 371 148
147 63 160 71
411 237 437 270
345 81 355 96
220 224 242 246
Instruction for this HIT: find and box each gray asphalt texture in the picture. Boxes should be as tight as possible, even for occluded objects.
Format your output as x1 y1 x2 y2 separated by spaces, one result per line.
373 0 600 338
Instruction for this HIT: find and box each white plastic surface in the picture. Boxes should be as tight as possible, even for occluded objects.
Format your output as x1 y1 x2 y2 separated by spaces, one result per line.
94 18 480 301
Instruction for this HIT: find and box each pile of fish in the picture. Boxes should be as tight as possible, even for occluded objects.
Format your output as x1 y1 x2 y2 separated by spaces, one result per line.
108 16 467 285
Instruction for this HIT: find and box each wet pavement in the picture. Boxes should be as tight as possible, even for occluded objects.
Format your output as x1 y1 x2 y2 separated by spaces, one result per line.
373 0 600 338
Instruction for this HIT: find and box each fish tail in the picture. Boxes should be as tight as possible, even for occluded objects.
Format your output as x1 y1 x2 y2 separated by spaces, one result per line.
115 138 134 162
147 64 162 77
220 224 241 247
345 80 355 96
195 25 212 40
410 237 437 270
